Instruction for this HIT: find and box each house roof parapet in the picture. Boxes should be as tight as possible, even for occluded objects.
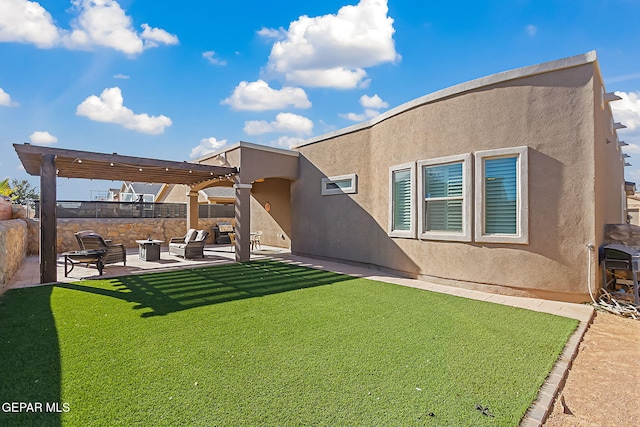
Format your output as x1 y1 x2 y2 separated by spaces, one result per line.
296 51 599 148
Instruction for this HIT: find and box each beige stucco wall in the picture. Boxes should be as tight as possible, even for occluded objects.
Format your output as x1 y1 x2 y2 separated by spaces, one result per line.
250 178 292 248
159 184 205 203
199 143 298 250
293 60 621 302
158 184 189 203
0 219 27 292
592 65 628 295
218 143 298 184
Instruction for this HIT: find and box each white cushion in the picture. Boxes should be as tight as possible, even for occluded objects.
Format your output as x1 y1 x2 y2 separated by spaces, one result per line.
196 230 206 241
185 229 197 243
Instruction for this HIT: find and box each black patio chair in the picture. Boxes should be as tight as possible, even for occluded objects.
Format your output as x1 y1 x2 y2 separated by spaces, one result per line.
75 230 127 266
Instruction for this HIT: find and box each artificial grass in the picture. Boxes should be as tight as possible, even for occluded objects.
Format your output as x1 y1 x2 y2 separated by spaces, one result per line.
0 260 578 426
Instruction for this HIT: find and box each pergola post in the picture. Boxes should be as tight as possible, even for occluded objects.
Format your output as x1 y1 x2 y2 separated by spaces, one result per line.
234 183 252 262
40 154 57 284
186 190 199 231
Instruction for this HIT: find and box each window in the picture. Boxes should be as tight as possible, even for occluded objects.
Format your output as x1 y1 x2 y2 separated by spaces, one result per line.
475 146 528 244
321 173 357 195
389 163 416 238
418 154 472 241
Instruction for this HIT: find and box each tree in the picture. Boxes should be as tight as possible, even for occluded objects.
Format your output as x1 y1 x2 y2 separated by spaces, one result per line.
10 179 39 205
0 178 15 201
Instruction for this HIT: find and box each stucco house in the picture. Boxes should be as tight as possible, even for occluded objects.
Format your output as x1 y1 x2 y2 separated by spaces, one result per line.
109 182 235 205
157 184 235 205
108 182 164 202
197 51 628 303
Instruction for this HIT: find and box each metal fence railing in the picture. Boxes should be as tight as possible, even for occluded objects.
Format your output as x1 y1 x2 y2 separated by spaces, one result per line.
34 201 234 219
198 203 234 219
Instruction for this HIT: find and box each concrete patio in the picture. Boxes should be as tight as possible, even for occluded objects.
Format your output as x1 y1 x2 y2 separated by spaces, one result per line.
6 244 290 289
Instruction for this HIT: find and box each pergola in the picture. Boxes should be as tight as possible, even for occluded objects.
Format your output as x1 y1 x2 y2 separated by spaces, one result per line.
13 143 238 284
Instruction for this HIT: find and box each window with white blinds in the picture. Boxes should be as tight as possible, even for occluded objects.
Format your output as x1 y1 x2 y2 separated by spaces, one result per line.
475 147 528 244
484 157 517 234
389 148 527 244
418 154 472 241
389 163 415 238
424 163 463 231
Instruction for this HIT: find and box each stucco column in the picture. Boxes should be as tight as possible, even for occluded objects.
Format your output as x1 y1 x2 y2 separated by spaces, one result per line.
186 190 199 231
40 153 57 284
234 183 252 262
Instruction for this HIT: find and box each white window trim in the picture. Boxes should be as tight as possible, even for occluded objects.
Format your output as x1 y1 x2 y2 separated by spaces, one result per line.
321 173 357 196
474 146 529 244
388 162 416 238
417 153 473 242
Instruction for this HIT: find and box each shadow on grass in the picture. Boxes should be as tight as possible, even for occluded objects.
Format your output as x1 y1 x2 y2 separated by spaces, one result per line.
0 286 62 427
55 260 353 317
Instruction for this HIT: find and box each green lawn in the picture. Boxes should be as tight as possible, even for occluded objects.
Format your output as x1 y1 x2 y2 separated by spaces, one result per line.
0 260 577 426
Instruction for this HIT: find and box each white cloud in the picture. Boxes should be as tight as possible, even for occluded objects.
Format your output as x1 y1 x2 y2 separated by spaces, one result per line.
257 27 286 39
64 0 178 55
203 50 227 66
265 0 399 89
76 87 172 134
360 94 388 109
222 80 311 111
339 112 368 121
340 93 388 122
287 67 370 89
612 91 640 132
0 0 61 48
526 24 537 36
140 23 178 48
29 130 58 145
612 91 640 184
624 143 640 154
190 137 227 159
244 112 313 135
0 0 177 54
0 87 18 106
113 73 129 79
275 136 305 149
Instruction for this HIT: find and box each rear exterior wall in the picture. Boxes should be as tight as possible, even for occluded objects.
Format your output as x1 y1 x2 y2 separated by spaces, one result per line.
292 63 613 301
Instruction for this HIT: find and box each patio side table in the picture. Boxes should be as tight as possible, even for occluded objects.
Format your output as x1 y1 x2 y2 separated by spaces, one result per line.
136 239 163 261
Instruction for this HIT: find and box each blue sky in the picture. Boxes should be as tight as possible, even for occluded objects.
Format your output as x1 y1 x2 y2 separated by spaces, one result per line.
1 0 640 200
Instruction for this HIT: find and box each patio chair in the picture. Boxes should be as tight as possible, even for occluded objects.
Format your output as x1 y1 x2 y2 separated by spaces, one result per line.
75 230 127 266
229 232 236 251
169 229 209 259
251 231 262 250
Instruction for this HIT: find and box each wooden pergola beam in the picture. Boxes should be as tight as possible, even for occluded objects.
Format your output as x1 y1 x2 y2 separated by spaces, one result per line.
15 143 237 186
40 154 57 283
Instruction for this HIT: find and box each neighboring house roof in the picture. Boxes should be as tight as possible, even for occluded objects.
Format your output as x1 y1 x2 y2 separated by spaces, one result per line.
202 187 234 199
129 182 163 196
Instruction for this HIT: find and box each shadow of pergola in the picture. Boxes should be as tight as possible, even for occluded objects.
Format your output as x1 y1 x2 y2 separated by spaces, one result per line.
54 260 353 317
